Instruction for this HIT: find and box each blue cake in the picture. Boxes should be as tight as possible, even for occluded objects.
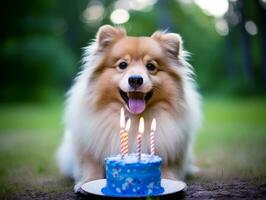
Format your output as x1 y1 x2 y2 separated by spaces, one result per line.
101 153 164 197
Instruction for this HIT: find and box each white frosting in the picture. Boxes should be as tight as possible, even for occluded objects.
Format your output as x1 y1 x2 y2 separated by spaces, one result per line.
106 153 162 163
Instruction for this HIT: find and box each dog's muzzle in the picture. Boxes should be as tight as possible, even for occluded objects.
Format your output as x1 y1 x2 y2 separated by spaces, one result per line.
119 89 153 114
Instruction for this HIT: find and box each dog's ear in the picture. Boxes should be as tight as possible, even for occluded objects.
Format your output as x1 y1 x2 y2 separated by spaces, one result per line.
96 25 126 51
151 31 183 58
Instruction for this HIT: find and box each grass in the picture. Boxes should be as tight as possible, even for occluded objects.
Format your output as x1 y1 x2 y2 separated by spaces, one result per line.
0 98 266 197
196 98 266 181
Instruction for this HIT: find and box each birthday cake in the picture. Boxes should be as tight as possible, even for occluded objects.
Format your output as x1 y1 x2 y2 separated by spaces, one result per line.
101 153 164 197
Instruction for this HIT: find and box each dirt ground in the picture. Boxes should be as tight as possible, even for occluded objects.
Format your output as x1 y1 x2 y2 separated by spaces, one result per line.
3 179 266 200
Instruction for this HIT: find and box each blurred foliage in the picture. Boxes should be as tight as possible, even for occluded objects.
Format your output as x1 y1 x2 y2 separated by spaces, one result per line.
0 0 79 102
1 0 266 102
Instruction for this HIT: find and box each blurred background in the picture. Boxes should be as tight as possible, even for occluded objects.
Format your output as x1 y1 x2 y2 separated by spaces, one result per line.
0 0 266 198
1 0 266 101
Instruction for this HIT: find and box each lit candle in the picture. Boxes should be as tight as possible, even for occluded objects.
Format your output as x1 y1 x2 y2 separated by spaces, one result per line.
137 117 144 161
120 108 125 157
150 118 156 156
123 119 131 155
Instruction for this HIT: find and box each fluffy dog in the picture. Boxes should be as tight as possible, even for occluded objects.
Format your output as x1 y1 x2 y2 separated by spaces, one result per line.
56 25 201 192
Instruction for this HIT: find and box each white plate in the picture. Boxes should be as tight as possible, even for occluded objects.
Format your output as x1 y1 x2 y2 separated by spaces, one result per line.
81 179 187 198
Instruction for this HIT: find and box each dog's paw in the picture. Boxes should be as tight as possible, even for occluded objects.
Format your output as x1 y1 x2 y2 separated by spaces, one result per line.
187 164 200 176
74 182 86 194
162 169 178 180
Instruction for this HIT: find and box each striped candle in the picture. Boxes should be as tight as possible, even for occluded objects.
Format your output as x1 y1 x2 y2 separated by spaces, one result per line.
120 108 125 158
120 130 125 157
124 119 131 155
150 118 156 156
137 117 144 161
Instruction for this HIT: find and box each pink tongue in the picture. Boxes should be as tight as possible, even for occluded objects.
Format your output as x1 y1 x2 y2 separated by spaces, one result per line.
128 98 146 114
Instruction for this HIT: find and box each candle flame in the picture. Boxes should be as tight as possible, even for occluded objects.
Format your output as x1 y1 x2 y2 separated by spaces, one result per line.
138 117 144 134
120 108 125 129
125 119 131 132
151 118 156 132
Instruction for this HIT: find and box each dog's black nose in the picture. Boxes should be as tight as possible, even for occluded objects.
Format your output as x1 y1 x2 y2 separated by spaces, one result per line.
128 75 143 89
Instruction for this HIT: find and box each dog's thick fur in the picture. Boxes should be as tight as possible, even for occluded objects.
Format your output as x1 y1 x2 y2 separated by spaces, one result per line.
56 25 202 192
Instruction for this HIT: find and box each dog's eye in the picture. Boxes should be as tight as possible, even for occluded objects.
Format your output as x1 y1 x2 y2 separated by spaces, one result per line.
146 63 156 71
118 62 128 70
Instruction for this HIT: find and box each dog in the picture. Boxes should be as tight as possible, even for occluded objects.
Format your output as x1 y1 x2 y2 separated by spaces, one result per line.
56 25 202 192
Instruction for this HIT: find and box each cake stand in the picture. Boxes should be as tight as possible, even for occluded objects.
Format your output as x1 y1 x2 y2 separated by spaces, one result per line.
81 179 187 199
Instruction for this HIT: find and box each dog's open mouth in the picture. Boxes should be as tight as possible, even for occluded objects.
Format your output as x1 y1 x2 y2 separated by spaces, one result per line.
119 89 153 114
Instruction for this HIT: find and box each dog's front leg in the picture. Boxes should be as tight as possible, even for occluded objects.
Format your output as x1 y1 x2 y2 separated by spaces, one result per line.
162 166 177 180
74 155 104 193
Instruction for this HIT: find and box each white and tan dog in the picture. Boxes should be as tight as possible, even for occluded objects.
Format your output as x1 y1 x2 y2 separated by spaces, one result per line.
56 25 202 192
